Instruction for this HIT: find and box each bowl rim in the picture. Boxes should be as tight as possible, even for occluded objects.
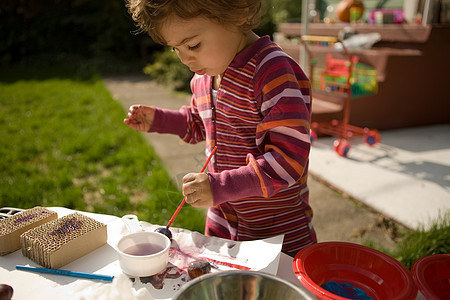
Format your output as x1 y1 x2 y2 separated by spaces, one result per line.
173 270 316 300
116 231 171 258
292 241 417 300
411 254 450 299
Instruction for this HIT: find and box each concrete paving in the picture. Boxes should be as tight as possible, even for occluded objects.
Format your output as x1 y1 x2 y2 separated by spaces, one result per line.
104 73 449 234
309 124 450 230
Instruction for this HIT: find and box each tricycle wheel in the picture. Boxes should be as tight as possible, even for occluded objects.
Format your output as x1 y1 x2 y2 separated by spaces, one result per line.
364 130 381 146
333 139 351 157
310 130 318 143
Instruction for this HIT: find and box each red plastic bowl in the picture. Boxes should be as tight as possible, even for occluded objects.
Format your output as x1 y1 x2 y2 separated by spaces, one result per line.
293 242 417 300
411 254 450 300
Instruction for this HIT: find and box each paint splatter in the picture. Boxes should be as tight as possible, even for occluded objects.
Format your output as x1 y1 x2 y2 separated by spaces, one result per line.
138 265 184 289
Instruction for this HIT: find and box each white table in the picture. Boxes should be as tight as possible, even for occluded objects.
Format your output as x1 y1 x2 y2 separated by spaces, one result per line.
0 207 304 299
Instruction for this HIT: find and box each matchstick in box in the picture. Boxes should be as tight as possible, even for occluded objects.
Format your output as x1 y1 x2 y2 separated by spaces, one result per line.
20 213 107 269
0 207 57 255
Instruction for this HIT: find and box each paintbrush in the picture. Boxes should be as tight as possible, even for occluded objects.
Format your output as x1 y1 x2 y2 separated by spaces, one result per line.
156 146 218 239
16 265 114 282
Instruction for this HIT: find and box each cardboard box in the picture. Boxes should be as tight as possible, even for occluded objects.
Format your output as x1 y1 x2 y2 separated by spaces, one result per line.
20 213 107 268
0 207 57 255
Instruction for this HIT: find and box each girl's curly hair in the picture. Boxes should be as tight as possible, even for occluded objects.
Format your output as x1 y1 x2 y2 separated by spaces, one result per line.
126 0 261 44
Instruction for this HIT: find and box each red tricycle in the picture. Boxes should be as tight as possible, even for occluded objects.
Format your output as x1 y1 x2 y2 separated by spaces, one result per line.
302 35 381 157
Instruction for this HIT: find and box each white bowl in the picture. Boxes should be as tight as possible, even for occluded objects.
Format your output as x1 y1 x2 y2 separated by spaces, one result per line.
116 231 170 277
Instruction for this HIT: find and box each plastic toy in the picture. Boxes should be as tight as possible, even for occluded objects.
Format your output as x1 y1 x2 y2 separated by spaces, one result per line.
302 35 381 157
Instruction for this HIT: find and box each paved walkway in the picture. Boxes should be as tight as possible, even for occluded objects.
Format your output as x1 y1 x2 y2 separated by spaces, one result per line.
104 73 449 237
310 124 450 230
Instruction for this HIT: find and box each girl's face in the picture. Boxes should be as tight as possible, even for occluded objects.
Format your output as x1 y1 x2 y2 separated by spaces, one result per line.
160 16 249 77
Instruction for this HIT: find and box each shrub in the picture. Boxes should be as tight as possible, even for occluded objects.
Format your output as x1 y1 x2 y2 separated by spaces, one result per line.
0 0 142 65
143 49 193 92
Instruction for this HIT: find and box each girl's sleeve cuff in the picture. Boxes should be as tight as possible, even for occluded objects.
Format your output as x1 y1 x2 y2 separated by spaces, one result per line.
208 168 263 205
149 107 188 137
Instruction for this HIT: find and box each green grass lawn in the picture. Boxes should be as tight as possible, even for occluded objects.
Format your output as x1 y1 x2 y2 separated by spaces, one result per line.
386 214 449 269
0 66 205 232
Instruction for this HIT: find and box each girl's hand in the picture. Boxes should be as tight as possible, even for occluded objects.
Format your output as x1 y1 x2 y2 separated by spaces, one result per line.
182 173 213 207
123 105 155 132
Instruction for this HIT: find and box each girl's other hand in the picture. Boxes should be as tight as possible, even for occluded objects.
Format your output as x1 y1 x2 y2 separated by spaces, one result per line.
182 173 213 207
123 105 155 132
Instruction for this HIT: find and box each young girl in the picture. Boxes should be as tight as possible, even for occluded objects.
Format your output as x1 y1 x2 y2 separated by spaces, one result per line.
124 0 316 256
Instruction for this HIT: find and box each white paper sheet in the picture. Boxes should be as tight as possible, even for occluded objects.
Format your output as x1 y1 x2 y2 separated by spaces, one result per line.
106 219 283 299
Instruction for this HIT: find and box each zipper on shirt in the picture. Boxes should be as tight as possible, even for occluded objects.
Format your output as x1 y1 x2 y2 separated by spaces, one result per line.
211 87 217 170
211 104 216 121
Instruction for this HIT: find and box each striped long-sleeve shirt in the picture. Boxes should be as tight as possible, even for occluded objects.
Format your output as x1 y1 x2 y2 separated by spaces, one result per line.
150 36 316 254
